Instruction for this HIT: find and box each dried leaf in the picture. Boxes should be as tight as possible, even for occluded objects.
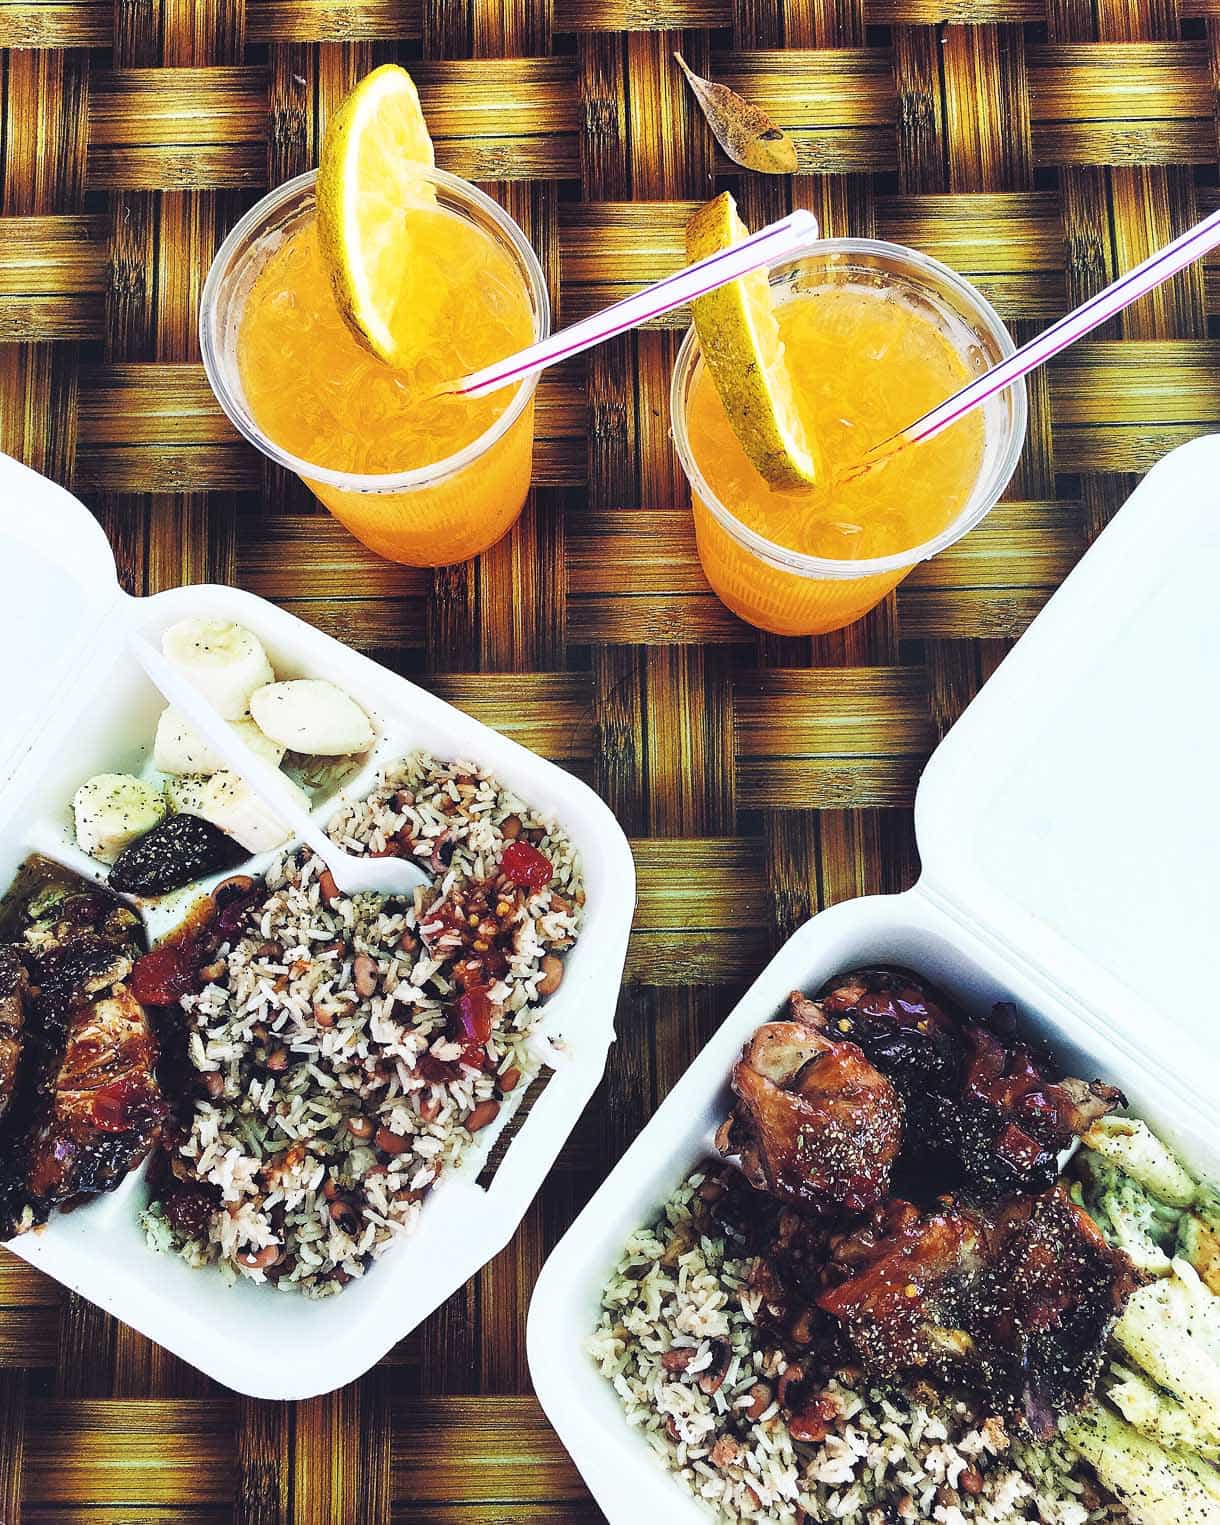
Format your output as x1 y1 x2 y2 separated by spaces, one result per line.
674 52 798 176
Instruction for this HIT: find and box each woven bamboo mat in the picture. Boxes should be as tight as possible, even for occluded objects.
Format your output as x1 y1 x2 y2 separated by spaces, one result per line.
0 0 1217 1518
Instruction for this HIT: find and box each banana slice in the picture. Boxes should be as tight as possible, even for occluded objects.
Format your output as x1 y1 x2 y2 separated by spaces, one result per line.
250 679 374 756
192 771 313 855
165 774 209 815
153 707 287 776
73 773 166 864
161 618 275 720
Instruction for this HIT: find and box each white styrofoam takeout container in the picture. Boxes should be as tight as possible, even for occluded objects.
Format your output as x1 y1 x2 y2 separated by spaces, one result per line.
528 435 1220 1523
0 452 635 1399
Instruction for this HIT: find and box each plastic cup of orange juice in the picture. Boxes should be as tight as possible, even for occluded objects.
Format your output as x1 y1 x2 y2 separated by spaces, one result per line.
200 168 549 568
671 239 1027 636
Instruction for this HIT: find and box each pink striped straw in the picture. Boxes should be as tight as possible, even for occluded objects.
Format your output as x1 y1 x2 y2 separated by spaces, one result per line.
895 205 1220 449
450 208 820 399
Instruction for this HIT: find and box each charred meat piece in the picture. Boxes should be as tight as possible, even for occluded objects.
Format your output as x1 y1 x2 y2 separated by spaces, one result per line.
818 968 964 1125
716 994 904 1214
0 863 162 1237
816 968 969 1182
981 1185 1143 1433
942 1017 1124 1198
35 945 135 1027
815 970 1124 1198
24 983 165 1209
109 814 245 897
815 1186 1142 1432
818 1198 987 1380
0 947 29 1123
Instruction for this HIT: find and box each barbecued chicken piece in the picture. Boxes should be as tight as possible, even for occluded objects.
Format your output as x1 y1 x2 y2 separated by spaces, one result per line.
0 947 29 1123
818 1198 987 1379
818 969 963 1114
984 1185 1143 1432
948 1019 1125 1198
0 865 162 1237
24 982 164 1208
815 969 1124 1198
715 994 904 1214
816 1185 1143 1432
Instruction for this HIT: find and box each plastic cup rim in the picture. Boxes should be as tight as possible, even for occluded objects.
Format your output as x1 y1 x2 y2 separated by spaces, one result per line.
669 235 1029 581
198 166 551 495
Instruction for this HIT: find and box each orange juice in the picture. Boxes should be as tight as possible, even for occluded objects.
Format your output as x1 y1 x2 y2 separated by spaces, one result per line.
236 196 535 566
201 169 547 568
675 248 1023 636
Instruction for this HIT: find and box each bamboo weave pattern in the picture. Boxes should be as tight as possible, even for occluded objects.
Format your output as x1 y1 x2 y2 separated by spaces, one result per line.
0 0 1215 1517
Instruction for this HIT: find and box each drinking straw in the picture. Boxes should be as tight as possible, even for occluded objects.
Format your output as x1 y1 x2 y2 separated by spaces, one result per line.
889 205 1220 451
450 208 820 398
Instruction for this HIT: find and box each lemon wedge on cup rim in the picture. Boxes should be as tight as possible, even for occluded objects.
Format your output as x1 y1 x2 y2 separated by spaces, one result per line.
316 63 436 368
685 192 821 491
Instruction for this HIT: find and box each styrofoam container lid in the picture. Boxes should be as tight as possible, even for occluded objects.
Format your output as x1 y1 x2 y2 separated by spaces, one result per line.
917 434 1220 1113
0 457 122 786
